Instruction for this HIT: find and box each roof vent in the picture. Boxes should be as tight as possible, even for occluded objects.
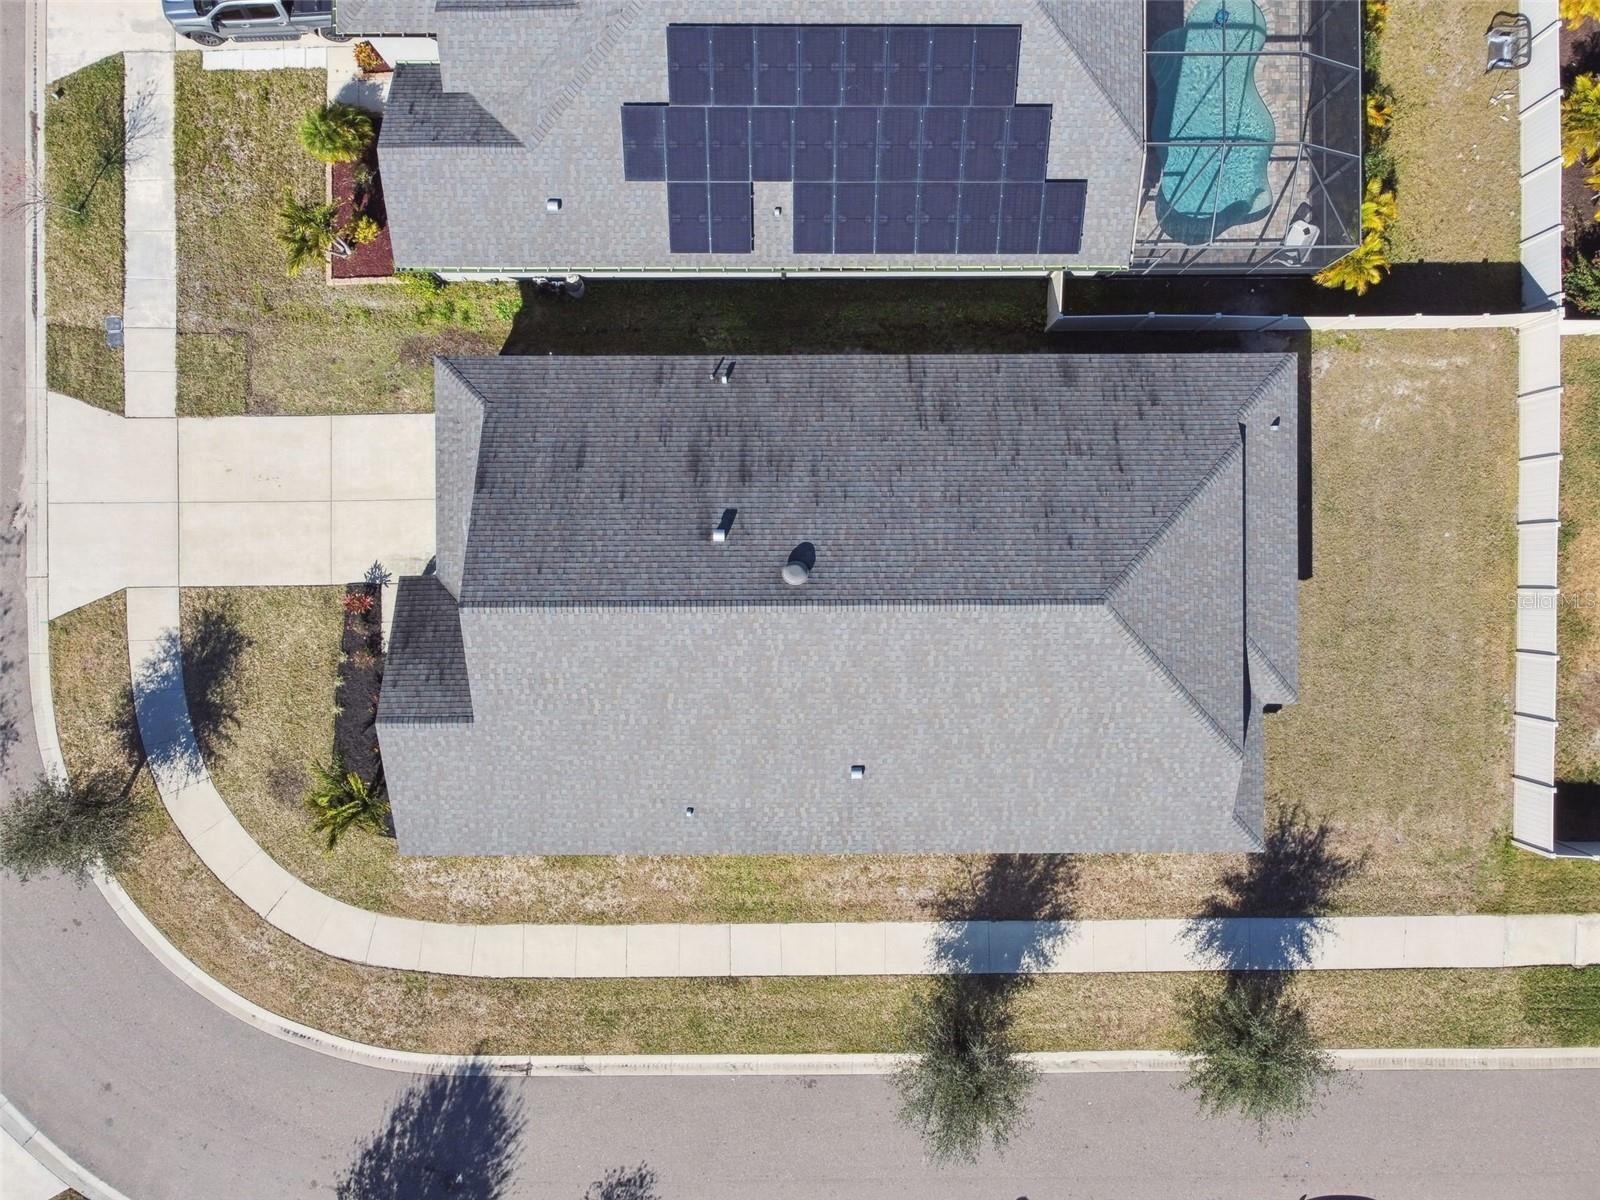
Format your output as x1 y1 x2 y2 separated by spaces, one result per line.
711 508 737 544
546 197 562 213
783 541 817 586
1269 416 1281 430
709 356 735 384
849 764 866 780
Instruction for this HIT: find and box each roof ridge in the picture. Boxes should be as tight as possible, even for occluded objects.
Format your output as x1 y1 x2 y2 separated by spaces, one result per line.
1104 438 1244 602
1246 634 1296 702
520 0 646 152
1103 604 1243 758
1234 353 1298 422
1031 0 1142 150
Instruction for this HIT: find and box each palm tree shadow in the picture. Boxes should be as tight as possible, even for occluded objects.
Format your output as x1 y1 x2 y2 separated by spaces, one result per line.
584 1164 661 1199
335 1065 524 1199
1186 804 1368 972
114 603 249 785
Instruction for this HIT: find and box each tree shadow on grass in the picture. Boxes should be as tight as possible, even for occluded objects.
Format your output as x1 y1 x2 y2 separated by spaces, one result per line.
1186 804 1368 973
336 1066 524 1200
115 601 249 786
583 1164 660 1200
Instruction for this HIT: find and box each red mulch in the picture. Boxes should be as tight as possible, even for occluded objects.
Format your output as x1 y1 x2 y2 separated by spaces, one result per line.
331 134 394 280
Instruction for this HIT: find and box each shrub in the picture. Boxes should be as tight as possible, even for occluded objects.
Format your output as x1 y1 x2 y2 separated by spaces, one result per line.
1364 90 1393 134
304 757 389 851
1180 975 1334 1136
343 590 375 616
1564 74 1600 168
1563 0 1600 30
1364 0 1387 37
1314 231 1390 296
276 192 347 276
353 40 387 73
346 214 382 246
1360 178 1396 235
397 269 446 300
893 978 1035 1164
0 772 140 885
1565 251 1600 313
297 101 375 164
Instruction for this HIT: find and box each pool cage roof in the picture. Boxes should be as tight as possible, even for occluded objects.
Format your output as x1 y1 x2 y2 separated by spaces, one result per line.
1132 0 1363 274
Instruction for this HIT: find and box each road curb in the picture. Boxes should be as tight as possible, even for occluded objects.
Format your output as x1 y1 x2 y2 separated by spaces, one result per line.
86 871 1600 1077
1 1095 134 1200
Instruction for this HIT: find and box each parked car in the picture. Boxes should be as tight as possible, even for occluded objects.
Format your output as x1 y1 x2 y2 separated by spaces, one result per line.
162 0 353 46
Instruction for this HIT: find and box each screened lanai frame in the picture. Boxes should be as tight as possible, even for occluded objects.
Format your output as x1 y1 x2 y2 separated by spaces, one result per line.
1132 0 1364 274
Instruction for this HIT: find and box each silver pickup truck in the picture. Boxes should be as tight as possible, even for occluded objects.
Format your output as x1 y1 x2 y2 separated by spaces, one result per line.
161 0 353 46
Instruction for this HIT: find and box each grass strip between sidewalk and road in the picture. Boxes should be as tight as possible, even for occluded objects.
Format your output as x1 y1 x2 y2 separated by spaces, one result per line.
48 593 1600 1056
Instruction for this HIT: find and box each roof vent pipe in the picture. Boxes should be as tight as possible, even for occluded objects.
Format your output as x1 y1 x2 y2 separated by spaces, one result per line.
782 561 809 586
711 508 737 544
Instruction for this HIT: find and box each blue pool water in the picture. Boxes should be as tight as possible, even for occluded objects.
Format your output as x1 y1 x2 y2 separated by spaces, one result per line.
1149 1 1276 245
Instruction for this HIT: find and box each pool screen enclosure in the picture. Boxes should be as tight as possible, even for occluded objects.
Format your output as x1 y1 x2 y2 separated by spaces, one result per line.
1135 0 1363 274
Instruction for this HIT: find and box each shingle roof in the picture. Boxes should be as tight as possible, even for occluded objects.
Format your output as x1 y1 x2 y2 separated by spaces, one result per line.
382 65 520 148
380 575 474 722
375 352 1299 856
374 1 1146 270
334 0 440 35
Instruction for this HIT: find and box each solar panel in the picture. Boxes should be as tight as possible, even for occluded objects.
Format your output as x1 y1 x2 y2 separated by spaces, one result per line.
998 180 1043 253
793 181 833 252
792 107 835 181
667 26 711 105
1039 179 1087 255
843 26 886 106
668 182 710 252
961 107 1006 181
876 181 917 252
835 107 878 181
917 181 958 253
876 107 920 181
710 181 753 252
707 106 750 180
885 27 929 105
972 26 1020 106
928 27 974 105
620 104 665 181
799 26 842 106
920 108 962 181
665 106 707 180
958 181 1001 253
1005 105 1051 180
632 24 1083 259
755 26 798 106
711 25 754 106
750 106 793 181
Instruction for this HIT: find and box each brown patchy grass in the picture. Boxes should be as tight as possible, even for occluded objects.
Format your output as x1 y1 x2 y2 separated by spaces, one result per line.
54 593 1593 1053
1382 0 1521 264
1558 339 1600 786
172 55 512 416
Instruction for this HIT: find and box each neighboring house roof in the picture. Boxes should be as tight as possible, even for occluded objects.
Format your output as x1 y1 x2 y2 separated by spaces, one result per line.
376 353 1300 857
367 1 1146 270
334 0 440 36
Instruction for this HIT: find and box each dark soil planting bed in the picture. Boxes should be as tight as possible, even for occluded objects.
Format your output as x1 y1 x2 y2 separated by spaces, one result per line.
332 138 394 281
334 583 384 786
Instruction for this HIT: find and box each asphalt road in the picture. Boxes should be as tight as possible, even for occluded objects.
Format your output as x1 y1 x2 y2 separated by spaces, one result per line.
1 3 1598 1197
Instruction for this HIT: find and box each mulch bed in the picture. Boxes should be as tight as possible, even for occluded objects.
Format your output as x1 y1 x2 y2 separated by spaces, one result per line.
331 126 394 281
334 583 384 788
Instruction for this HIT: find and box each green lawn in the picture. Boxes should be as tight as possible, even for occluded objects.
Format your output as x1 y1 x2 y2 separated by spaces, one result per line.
44 54 124 412
172 56 515 415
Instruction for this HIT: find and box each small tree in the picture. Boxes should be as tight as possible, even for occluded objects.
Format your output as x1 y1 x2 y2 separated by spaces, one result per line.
276 192 350 276
298 102 375 164
1314 231 1390 296
1180 975 1334 1136
304 757 388 851
893 978 1036 1164
0 772 139 884
1564 74 1600 168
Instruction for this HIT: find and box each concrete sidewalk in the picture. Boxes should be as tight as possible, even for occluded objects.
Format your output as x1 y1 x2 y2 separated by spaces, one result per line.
46 395 435 617
119 580 1600 979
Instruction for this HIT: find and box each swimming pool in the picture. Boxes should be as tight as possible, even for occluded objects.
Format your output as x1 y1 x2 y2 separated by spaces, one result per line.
1148 0 1276 245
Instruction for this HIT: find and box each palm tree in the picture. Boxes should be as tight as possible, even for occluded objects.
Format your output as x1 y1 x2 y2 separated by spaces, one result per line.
1313 231 1390 296
297 101 375 164
304 757 388 851
276 193 350 277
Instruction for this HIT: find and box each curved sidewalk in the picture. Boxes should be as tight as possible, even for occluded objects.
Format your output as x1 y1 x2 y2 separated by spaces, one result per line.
124 585 1600 979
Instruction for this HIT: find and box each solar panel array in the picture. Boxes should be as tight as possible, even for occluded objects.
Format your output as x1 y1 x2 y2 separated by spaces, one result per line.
620 24 1088 257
